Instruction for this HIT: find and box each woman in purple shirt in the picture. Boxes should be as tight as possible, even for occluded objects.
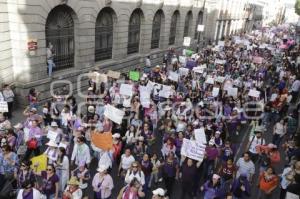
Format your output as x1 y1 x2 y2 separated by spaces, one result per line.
201 174 226 199
203 140 219 180
34 164 59 199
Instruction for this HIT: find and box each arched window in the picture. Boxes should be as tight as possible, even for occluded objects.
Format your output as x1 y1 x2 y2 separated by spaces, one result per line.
169 11 179 45
183 11 193 37
95 8 114 61
151 10 163 49
128 9 142 54
46 5 75 70
194 11 204 39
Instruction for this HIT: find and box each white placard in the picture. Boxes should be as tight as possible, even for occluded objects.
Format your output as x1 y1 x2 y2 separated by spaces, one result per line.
215 76 225 83
179 67 189 76
97 73 108 83
286 192 299 199
146 80 154 91
205 77 215 85
227 87 238 97
194 128 207 145
181 138 206 162
197 24 205 32
139 86 151 108
223 80 233 91
179 56 186 65
212 87 220 97
248 89 260 98
270 93 278 102
218 41 225 46
0 101 8 112
183 37 191 47
47 130 58 142
193 66 204 74
104 104 125 124
215 59 226 65
159 85 172 98
120 84 133 97
168 71 179 82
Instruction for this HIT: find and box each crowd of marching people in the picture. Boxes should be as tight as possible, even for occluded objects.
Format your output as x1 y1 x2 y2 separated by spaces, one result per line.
0 24 300 199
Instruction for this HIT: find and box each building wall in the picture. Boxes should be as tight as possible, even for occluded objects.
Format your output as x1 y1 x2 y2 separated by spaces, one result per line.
0 0 261 106
0 0 209 106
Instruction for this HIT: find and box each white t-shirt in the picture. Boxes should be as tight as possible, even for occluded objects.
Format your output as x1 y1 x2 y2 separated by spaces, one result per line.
249 135 265 154
274 122 285 136
121 154 135 170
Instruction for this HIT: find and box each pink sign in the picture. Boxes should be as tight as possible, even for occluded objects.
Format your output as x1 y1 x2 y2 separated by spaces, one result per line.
253 56 263 64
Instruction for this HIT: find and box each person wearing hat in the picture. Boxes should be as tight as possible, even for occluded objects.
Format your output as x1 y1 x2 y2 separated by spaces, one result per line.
62 177 82 199
17 179 43 199
92 164 114 199
44 140 59 163
47 121 63 144
152 188 166 199
246 127 265 163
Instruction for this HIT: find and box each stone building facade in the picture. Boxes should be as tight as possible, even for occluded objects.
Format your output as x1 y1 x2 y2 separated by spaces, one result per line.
0 0 256 105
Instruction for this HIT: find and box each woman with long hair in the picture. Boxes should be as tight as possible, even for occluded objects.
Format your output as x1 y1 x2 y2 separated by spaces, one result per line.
55 147 69 195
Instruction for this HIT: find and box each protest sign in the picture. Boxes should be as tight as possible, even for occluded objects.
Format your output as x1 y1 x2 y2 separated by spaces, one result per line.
107 70 120 79
120 84 133 97
179 67 189 76
129 71 140 81
253 56 263 64
168 71 179 82
47 130 58 142
197 24 205 32
215 59 226 65
286 192 299 199
215 76 225 83
179 56 186 65
212 87 220 97
0 101 8 112
104 104 125 124
185 50 194 57
31 154 47 173
227 87 238 97
91 132 113 150
183 37 191 47
181 138 206 162
218 41 225 46
205 77 214 85
159 85 172 98
193 66 204 74
194 128 207 145
270 94 278 102
139 86 151 108
248 89 260 98
97 73 108 83
223 80 233 91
